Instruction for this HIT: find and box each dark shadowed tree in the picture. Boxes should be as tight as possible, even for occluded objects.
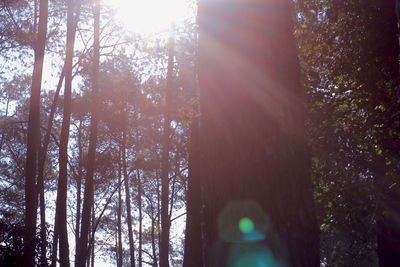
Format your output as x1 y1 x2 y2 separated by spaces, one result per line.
189 0 320 266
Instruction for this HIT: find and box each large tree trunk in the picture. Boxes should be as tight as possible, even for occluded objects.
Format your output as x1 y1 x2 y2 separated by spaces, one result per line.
76 0 100 265
195 0 319 266
159 28 175 267
24 0 48 265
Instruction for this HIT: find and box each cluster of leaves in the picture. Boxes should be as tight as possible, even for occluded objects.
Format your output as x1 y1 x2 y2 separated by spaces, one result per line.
296 0 400 265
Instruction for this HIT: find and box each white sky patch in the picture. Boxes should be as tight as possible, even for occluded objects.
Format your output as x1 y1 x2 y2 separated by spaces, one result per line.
102 0 191 35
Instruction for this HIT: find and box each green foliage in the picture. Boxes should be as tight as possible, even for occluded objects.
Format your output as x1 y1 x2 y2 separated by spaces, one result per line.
296 0 400 265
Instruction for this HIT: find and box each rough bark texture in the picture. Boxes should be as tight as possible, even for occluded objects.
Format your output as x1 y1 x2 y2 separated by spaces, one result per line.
24 0 48 265
159 29 175 267
76 0 100 265
196 0 319 266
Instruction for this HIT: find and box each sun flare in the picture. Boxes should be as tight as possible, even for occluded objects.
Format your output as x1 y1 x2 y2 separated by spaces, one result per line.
103 0 193 34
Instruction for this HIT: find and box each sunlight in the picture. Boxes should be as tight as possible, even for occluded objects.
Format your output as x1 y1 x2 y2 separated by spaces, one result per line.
103 0 192 34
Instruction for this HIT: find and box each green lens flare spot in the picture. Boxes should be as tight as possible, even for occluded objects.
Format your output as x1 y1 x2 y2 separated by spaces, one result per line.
239 217 254 234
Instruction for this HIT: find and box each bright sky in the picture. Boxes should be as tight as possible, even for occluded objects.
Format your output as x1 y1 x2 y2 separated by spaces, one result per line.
102 0 193 34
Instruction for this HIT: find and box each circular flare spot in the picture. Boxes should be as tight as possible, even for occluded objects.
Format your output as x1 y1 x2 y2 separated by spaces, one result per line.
239 217 254 233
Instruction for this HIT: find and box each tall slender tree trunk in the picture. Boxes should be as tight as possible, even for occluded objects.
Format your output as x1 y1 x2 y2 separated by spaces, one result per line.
159 27 175 267
43 3 81 264
0 97 10 153
24 0 48 265
117 157 123 267
49 68 66 267
76 0 100 265
90 196 95 267
74 118 83 265
137 170 143 267
151 204 158 267
53 0 79 265
156 168 161 256
196 0 319 266
122 127 136 267
41 66 66 267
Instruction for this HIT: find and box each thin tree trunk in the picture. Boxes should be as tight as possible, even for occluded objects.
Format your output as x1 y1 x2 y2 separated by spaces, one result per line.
115 219 118 266
41 66 67 267
159 27 175 267
122 128 136 267
0 97 10 153
43 1 80 263
76 0 100 264
49 67 66 267
151 215 158 267
137 170 143 267
157 170 161 263
117 156 123 267
54 0 80 264
75 118 83 265
91 200 95 267
24 0 48 265
38 182 47 267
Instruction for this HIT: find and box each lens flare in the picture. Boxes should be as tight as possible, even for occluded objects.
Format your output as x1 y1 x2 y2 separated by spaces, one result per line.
239 217 254 234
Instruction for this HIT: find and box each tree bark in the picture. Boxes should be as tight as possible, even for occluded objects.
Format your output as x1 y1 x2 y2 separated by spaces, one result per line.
196 0 319 266
159 27 175 267
76 0 100 265
24 0 48 265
